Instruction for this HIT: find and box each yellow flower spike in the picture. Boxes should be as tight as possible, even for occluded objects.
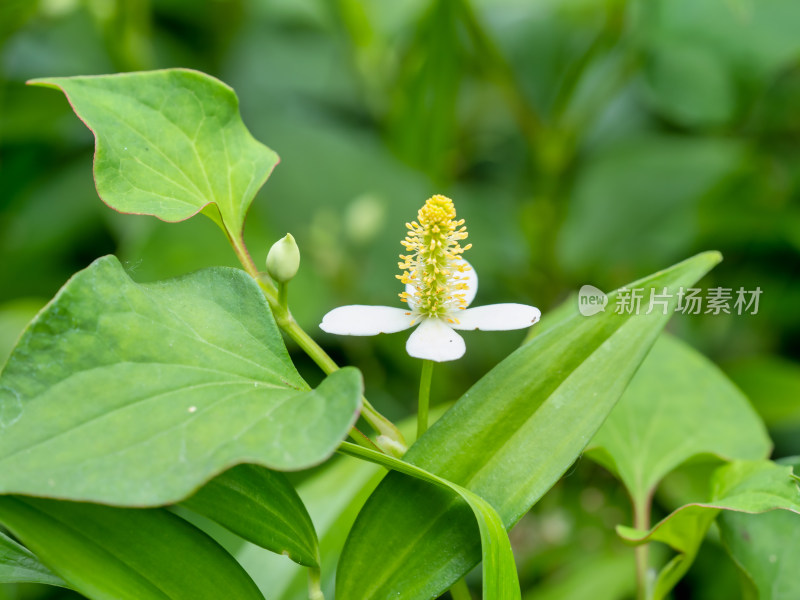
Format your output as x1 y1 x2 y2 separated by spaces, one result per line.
320 194 541 362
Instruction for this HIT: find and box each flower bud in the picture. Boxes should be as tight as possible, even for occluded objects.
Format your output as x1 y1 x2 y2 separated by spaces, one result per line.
266 233 300 283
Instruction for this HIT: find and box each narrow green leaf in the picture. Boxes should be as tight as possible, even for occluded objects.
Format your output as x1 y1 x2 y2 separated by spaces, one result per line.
28 69 279 240
182 464 319 567
588 334 771 508
0 530 68 588
617 461 800 600
337 251 722 600
0 496 264 600
0 255 361 505
338 442 520 600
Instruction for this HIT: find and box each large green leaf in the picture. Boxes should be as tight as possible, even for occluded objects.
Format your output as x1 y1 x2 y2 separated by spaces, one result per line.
338 442 520 600
617 460 800 600
182 464 319 567
0 255 361 505
0 530 67 588
337 251 722 599
587 334 771 509
0 496 264 600
28 69 279 241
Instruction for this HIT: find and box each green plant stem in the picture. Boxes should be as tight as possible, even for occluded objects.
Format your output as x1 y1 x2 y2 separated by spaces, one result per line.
633 492 652 600
449 578 472 600
230 235 407 453
417 360 434 439
308 566 324 600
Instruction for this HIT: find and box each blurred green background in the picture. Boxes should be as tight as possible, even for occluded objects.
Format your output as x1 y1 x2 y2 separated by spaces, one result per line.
1 0 799 598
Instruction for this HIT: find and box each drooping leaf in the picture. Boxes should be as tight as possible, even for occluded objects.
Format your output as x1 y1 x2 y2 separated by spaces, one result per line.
0 496 264 600
617 460 800 600
0 255 361 505
337 251 722 599
182 464 319 567
28 69 279 242
0 529 68 588
338 442 520 600
587 334 771 509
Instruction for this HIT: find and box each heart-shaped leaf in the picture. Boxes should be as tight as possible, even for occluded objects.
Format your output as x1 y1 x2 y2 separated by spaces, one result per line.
0 496 264 600
587 333 771 509
0 255 361 505
28 70 279 243
337 251 721 599
182 464 319 567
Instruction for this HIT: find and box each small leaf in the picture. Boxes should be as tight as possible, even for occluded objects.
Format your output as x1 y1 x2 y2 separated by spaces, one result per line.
336 252 722 599
182 464 319 567
617 461 800 600
588 333 771 508
0 255 361 505
0 496 264 600
28 69 279 241
0 529 68 588
339 442 520 600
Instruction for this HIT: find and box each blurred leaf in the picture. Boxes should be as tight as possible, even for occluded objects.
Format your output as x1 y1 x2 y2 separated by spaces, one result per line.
643 38 736 127
182 465 319 567
0 301 43 367
558 137 742 279
0 496 263 600
724 356 800 429
720 509 800 600
588 334 771 508
339 442 521 600
0 531 67 589
523 551 635 600
336 252 721 599
618 460 800 600
0 255 361 504
28 69 279 244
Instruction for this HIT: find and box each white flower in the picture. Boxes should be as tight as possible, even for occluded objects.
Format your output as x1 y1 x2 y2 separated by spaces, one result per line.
319 195 541 362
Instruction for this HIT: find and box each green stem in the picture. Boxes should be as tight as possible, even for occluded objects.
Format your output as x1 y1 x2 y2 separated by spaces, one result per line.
230 235 407 454
308 566 324 600
417 360 434 439
633 491 653 600
449 578 472 600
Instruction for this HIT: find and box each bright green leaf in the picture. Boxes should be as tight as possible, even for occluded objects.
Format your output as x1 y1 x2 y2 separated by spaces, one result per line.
0 530 68 588
0 496 264 600
28 69 279 242
338 442 520 600
588 334 771 509
182 464 319 567
337 251 722 599
617 461 800 600
0 255 361 505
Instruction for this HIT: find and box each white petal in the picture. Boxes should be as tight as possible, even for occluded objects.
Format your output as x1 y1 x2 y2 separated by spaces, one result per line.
449 303 541 331
320 305 415 336
404 259 479 308
405 318 466 362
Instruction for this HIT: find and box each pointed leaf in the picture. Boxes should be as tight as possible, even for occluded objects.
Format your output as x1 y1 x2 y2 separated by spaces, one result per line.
182 464 319 567
617 460 800 600
588 334 771 508
0 256 361 505
28 69 279 240
0 530 68 588
0 496 264 600
337 251 722 599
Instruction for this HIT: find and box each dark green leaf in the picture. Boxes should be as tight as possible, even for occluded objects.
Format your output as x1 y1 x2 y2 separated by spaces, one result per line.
182 465 319 567
0 496 264 600
0 530 68 588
